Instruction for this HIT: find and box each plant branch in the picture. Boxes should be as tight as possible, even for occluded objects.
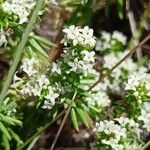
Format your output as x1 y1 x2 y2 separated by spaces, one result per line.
126 0 142 59
141 140 150 150
88 34 150 91
0 0 45 104
50 92 77 150
17 110 65 150
49 35 150 150
18 35 150 150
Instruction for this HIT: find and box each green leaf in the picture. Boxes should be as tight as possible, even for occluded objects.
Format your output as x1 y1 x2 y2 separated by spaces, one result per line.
81 0 88 5
71 108 79 132
25 46 35 58
32 35 56 47
117 0 124 19
76 106 89 128
0 113 22 126
105 0 111 16
0 121 11 140
9 128 23 145
2 134 10 150
29 38 48 57
89 105 100 113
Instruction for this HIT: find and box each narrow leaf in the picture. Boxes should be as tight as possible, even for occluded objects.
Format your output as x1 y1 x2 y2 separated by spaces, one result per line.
29 38 48 57
71 108 79 132
9 128 23 145
76 106 89 128
117 0 124 19
0 114 22 126
32 35 56 47
2 135 10 150
0 121 11 140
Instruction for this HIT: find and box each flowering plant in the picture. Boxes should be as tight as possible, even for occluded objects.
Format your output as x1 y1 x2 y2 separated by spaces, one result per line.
0 0 149 150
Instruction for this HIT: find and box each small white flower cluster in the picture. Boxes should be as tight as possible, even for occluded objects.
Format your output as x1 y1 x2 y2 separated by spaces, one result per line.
93 117 141 150
0 30 10 47
52 41 96 77
94 120 126 150
61 25 96 48
125 72 150 104
125 72 150 92
2 0 36 24
112 31 127 45
14 58 59 110
95 30 127 52
103 51 148 92
19 74 49 97
138 102 150 132
66 50 96 76
20 58 38 76
114 117 141 136
85 91 110 108
42 86 59 110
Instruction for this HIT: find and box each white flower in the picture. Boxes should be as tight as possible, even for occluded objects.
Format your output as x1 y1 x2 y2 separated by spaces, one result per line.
51 62 61 74
138 102 150 131
43 86 59 109
81 50 95 63
32 84 42 96
19 82 34 96
68 58 82 72
21 58 38 76
62 25 96 48
67 58 95 76
2 0 36 24
38 75 50 87
102 138 124 150
103 50 148 92
112 31 127 45
94 120 126 139
115 117 130 126
125 73 150 91
42 100 53 110
101 31 111 42
86 91 110 107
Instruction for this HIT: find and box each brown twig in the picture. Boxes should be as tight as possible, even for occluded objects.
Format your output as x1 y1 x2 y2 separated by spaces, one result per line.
88 34 150 91
50 92 77 150
126 0 142 59
141 140 150 150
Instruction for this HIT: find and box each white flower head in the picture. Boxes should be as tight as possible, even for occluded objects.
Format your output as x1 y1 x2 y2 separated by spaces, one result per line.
112 31 127 45
21 58 38 76
62 25 96 48
2 0 36 24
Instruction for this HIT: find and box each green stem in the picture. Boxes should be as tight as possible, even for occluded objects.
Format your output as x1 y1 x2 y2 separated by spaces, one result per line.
0 0 44 104
16 110 65 150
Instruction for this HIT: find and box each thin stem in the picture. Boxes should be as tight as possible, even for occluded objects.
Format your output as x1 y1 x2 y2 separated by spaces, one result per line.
17 110 65 150
141 140 150 150
88 34 150 91
50 92 77 150
0 0 44 104
126 0 142 59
